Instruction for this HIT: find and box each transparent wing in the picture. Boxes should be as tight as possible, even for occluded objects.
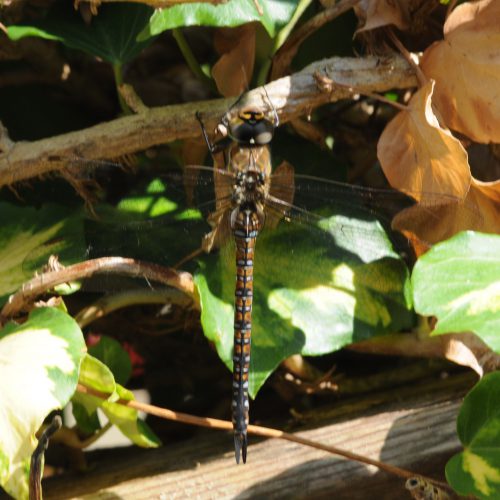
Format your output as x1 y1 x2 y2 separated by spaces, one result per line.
22 157 483 284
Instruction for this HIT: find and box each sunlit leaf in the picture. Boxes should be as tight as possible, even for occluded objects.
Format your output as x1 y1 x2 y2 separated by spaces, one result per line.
72 355 160 448
446 372 500 499
412 231 500 351
196 214 412 396
0 202 86 307
139 0 299 40
0 307 85 499
378 80 471 201
420 0 500 143
377 81 496 249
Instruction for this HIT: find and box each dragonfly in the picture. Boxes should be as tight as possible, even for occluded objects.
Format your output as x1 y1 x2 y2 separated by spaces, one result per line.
193 98 290 464
169 95 453 463
20 91 480 464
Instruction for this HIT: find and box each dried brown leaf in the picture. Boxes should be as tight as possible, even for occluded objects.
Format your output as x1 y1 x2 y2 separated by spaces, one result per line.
378 80 500 250
378 80 471 201
354 0 409 33
392 178 500 249
420 0 500 143
441 333 500 377
212 24 256 97
349 331 500 376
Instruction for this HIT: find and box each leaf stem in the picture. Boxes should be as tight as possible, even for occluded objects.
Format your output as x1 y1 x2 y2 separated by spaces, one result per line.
274 0 312 54
112 63 131 114
172 28 215 91
256 0 313 85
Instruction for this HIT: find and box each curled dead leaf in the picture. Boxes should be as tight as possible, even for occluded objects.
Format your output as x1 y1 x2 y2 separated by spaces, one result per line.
354 0 409 33
378 80 471 201
441 332 500 377
349 331 500 377
378 80 499 251
420 0 500 143
212 24 256 97
392 178 500 249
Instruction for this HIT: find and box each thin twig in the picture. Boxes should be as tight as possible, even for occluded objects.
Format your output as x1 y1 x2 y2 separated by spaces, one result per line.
387 28 427 87
29 415 62 500
76 383 453 492
1 257 195 322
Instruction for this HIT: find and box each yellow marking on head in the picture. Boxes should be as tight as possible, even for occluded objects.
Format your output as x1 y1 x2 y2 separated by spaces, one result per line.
239 109 264 121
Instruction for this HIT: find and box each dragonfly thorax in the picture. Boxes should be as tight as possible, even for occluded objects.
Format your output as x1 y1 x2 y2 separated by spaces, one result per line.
232 170 267 209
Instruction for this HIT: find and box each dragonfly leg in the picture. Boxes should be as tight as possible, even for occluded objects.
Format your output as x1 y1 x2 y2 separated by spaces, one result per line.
195 111 232 155
262 85 279 127
195 111 214 153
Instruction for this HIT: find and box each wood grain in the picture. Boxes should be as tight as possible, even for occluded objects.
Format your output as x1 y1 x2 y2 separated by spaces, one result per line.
40 372 474 500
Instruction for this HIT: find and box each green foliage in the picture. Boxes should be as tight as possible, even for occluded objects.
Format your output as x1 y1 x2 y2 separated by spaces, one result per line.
72 354 160 448
412 231 500 351
446 372 500 499
2 0 497 491
88 335 132 386
140 0 300 40
0 307 86 499
196 214 412 396
0 202 86 307
7 2 155 65
81 177 207 268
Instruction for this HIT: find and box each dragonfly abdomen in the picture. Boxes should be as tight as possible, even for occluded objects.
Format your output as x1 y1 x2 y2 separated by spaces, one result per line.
232 208 261 464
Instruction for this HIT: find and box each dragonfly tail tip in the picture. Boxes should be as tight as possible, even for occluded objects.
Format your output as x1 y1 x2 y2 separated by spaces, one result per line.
234 432 248 464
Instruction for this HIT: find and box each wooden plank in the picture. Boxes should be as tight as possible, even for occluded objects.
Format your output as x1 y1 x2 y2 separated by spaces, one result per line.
41 372 474 499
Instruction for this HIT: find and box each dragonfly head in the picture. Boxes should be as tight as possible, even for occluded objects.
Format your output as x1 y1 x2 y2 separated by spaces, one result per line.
226 107 275 146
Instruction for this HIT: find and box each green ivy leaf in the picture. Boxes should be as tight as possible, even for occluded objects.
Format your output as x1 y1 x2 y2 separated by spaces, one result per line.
88 335 132 386
0 202 86 307
0 307 86 499
412 231 500 351
139 0 300 40
73 354 160 448
72 401 102 435
195 214 412 397
7 2 155 65
446 372 500 499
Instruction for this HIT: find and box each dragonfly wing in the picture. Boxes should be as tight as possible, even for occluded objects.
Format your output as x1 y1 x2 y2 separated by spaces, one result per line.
203 206 232 253
263 194 403 264
267 161 295 229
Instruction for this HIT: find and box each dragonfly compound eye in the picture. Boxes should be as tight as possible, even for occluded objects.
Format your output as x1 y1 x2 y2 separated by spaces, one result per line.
229 118 274 146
